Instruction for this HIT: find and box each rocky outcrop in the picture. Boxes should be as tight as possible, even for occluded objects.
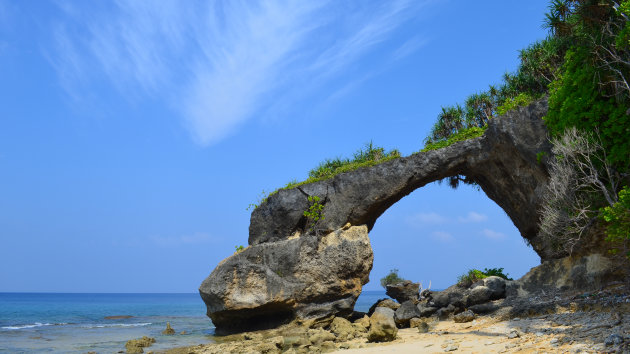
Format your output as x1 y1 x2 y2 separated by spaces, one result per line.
200 98 624 333
249 98 554 259
386 281 419 303
367 307 397 342
199 226 372 333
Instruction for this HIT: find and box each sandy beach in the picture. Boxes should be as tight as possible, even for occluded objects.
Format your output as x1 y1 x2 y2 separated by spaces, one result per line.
166 289 630 354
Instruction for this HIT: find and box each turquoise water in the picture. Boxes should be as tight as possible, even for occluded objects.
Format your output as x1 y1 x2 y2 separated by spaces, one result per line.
0 291 385 353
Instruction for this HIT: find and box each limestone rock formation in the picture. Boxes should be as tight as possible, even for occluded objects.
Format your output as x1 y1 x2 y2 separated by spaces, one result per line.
367 307 397 342
386 281 419 303
249 98 554 259
199 226 373 333
200 98 624 333
162 322 175 335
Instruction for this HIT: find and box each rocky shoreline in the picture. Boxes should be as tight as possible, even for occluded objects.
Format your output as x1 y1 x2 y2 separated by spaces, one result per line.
157 281 629 354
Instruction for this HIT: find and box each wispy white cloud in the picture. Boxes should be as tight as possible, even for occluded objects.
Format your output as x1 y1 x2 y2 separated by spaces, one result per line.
431 231 453 242
48 0 431 146
392 36 429 62
458 211 488 223
406 212 447 226
481 228 506 240
150 232 216 247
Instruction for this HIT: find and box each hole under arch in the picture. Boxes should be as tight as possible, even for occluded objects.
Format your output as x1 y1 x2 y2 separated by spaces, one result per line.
360 180 540 295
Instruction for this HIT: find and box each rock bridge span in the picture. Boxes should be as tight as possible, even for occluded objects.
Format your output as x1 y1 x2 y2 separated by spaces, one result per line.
248 98 552 258
200 99 556 333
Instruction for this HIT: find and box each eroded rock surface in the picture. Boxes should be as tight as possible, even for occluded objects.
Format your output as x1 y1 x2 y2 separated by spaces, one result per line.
249 99 554 259
199 226 372 333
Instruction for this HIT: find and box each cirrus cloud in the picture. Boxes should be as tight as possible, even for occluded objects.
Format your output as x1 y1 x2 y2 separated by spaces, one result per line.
48 0 433 146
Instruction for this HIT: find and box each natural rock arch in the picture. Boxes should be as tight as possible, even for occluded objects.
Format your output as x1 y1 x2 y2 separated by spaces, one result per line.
200 98 611 333
248 98 552 259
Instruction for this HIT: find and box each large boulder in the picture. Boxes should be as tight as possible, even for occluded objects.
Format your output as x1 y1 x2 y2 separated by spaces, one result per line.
367 307 397 342
386 281 419 303
329 317 356 341
367 298 400 315
483 276 507 299
199 226 373 333
394 300 420 327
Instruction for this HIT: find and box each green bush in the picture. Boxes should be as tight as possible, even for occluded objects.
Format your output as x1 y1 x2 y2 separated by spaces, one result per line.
380 269 405 289
601 186 630 258
545 47 630 168
421 126 486 153
303 195 325 231
308 141 400 180
457 267 511 287
283 142 400 190
496 92 536 116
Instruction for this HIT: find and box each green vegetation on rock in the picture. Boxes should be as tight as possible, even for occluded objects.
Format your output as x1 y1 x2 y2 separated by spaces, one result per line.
380 269 405 289
457 267 512 287
601 186 630 258
421 126 486 152
303 195 325 232
306 141 400 182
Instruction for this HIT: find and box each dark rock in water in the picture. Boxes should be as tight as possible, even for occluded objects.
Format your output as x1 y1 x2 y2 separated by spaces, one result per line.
367 298 400 316
453 310 475 323
105 315 133 320
161 322 175 335
469 302 499 314
367 307 397 342
386 281 419 303
394 300 420 327
125 336 155 354
199 226 372 334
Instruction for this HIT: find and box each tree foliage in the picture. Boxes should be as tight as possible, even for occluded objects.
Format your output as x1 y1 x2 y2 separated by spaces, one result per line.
539 127 626 255
380 269 405 289
601 186 630 258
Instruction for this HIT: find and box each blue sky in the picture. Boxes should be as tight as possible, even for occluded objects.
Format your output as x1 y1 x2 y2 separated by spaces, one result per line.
0 0 549 292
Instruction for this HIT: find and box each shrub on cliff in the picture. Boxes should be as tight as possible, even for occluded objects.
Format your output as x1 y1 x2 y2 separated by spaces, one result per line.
380 269 406 289
457 268 511 288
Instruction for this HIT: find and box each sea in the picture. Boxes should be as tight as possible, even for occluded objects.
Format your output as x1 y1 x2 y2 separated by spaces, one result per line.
0 291 386 353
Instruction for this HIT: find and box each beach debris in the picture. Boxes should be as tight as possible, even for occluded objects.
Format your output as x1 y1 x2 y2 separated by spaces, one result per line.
125 336 155 353
443 343 459 352
161 322 175 335
507 329 520 339
367 307 397 342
